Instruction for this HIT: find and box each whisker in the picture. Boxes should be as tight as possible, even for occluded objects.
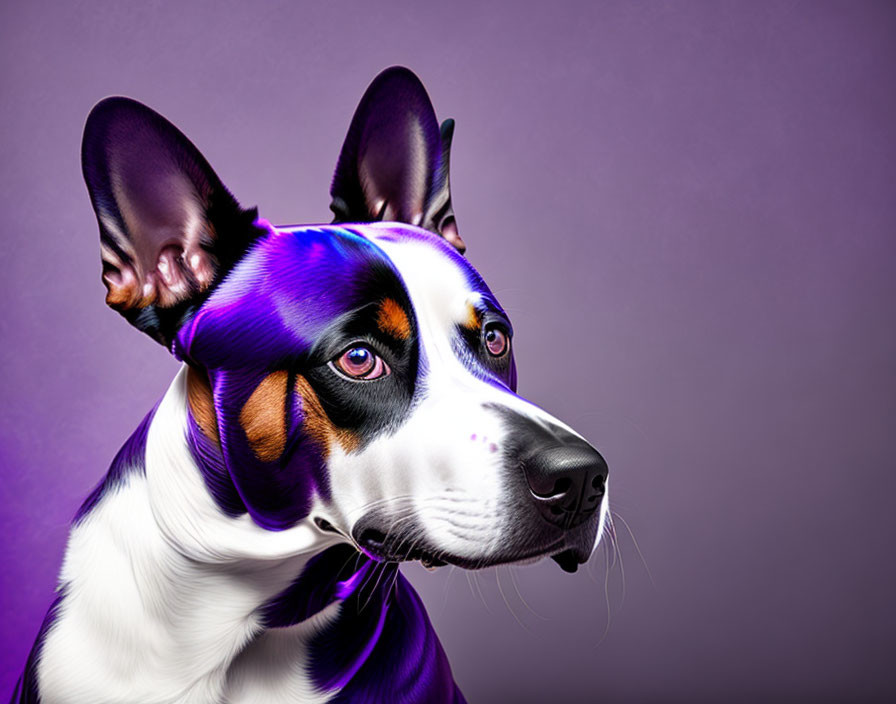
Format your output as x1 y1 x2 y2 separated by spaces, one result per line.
508 566 549 621
594 536 614 648
359 561 393 613
470 571 493 614
353 561 382 613
495 567 532 633
613 511 656 590
611 513 627 608
435 565 459 617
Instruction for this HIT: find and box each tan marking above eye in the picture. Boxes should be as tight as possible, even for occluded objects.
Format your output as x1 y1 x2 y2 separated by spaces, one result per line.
295 375 360 456
240 371 289 462
186 366 219 443
464 302 482 331
376 298 411 340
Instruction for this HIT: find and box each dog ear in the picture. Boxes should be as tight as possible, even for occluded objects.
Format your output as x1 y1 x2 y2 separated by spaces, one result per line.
329 66 466 253
82 97 261 347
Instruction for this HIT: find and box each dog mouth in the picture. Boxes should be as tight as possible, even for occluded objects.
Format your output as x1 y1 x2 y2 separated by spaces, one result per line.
314 517 448 569
349 527 454 569
404 547 449 571
351 526 589 572
331 509 598 573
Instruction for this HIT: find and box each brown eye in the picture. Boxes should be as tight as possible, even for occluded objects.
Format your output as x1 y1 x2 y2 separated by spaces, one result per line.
484 325 510 357
332 346 390 380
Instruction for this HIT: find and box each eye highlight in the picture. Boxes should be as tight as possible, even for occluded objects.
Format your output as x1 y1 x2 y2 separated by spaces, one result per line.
331 345 391 381
484 324 510 357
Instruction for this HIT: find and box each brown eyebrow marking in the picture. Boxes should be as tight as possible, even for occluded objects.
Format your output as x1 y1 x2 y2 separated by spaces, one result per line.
186 366 219 443
463 301 482 331
376 298 411 340
240 371 289 462
295 375 360 456
240 372 361 463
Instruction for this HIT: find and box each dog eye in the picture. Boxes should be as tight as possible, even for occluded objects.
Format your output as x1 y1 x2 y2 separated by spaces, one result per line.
331 345 391 380
484 324 510 357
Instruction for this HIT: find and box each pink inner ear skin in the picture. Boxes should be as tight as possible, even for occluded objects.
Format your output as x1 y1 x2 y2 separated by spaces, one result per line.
439 219 466 254
100 248 140 309
154 245 193 306
106 146 219 309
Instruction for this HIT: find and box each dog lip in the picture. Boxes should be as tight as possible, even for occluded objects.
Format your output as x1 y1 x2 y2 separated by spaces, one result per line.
355 538 567 570
420 555 448 570
550 548 585 573
409 540 569 571
360 542 448 568
354 519 584 571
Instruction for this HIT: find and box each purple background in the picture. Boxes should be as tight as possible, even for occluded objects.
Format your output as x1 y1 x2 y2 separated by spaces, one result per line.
2 1 895 701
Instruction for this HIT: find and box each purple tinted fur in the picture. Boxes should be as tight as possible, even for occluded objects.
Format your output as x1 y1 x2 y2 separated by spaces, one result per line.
261 545 466 703
73 403 158 524
260 544 369 627
171 222 415 529
174 223 387 368
185 411 246 517
319 572 466 703
10 588 67 703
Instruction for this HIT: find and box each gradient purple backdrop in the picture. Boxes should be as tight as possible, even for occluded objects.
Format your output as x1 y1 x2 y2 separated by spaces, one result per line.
2 1 894 701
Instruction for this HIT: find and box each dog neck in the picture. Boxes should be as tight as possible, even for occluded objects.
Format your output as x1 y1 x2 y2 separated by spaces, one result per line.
31 367 463 703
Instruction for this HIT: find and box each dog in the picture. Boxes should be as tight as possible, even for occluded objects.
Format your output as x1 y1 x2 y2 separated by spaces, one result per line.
12 67 610 703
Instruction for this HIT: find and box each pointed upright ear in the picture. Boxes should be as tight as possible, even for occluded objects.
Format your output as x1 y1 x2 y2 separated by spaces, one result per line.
329 66 466 253
82 97 261 347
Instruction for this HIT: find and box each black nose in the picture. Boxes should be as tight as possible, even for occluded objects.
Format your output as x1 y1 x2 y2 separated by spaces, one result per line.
522 442 608 529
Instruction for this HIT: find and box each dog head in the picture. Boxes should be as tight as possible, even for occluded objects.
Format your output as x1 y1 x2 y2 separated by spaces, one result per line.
82 67 609 573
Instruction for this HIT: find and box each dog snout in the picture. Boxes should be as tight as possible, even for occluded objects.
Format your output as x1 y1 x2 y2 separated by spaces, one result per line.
522 441 608 529
486 402 610 530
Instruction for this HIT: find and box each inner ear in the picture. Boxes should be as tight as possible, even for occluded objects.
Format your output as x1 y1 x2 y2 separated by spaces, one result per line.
82 97 261 346
329 66 466 253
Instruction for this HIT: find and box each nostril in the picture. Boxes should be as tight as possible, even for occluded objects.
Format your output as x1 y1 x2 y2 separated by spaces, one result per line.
591 474 605 490
551 477 573 497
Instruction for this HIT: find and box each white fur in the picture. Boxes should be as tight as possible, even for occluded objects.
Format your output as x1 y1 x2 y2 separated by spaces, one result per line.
38 368 339 704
